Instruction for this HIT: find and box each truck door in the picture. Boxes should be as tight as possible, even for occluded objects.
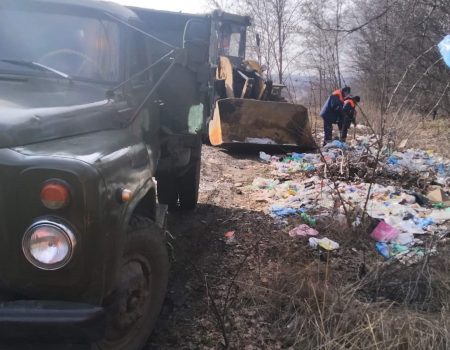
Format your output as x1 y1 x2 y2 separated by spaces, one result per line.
127 30 160 155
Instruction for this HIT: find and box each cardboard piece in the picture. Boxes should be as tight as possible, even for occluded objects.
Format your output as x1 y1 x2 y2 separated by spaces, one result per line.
426 187 450 205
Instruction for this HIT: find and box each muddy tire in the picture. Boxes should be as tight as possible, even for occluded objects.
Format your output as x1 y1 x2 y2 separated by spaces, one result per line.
92 216 169 350
178 156 201 210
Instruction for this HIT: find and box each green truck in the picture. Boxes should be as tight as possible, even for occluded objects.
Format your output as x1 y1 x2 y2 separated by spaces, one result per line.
0 0 211 348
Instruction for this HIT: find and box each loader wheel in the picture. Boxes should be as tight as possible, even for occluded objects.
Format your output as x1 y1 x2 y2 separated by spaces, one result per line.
157 175 178 212
93 216 169 350
178 156 201 210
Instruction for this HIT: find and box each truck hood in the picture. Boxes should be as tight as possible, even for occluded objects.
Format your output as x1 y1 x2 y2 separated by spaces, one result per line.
0 77 126 148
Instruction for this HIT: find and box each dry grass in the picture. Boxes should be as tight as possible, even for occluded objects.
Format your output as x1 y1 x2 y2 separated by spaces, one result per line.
308 106 450 157
408 118 450 157
233 240 450 350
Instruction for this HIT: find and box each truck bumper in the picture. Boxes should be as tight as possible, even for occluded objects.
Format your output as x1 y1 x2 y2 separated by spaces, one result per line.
0 300 105 342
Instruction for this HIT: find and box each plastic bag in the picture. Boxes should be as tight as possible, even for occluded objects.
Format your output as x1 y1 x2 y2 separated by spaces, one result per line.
291 153 305 161
323 140 348 150
259 152 272 162
300 212 317 226
271 205 298 217
438 35 450 68
370 221 399 242
392 232 414 245
252 177 279 189
376 242 390 259
309 237 339 250
414 217 433 229
387 155 399 165
289 224 319 237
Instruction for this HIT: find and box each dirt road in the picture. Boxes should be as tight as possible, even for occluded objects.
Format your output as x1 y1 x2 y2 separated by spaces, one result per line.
147 145 295 349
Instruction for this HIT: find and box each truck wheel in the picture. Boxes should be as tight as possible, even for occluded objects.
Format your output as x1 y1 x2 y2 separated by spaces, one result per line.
93 216 169 350
157 176 178 212
178 156 201 210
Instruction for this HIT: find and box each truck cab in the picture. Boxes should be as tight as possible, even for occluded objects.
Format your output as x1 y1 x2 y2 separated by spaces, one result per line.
0 0 208 348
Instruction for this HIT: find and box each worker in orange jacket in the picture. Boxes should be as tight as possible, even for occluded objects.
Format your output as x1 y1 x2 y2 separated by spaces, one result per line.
338 95 360 142
319 86 351 145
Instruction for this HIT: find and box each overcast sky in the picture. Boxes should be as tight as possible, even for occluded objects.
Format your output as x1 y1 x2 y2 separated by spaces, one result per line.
109 0 207 13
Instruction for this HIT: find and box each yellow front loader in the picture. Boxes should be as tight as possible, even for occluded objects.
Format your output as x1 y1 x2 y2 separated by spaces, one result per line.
208 54 315 150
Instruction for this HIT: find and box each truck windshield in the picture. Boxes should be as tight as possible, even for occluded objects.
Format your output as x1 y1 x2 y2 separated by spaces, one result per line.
0 9 121 83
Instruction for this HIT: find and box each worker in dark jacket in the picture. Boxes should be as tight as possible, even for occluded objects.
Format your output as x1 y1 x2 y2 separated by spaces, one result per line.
319 86 351 145
338 95 360 142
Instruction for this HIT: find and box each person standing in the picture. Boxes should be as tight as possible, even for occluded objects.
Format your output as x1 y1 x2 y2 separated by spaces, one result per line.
338 95 360 142
319 86 351 145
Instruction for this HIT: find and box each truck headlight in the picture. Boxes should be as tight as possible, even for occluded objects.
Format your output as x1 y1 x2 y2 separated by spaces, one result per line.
22 220 76 270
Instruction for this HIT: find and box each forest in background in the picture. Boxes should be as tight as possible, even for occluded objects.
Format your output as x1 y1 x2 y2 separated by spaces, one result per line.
207 0 449 120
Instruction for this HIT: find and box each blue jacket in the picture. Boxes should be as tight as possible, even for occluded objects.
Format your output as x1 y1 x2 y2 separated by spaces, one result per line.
320 91 345 123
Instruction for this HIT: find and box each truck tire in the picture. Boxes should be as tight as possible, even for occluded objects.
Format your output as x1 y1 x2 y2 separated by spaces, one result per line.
157 176 178 212
93 216 169 350
178 156 201 210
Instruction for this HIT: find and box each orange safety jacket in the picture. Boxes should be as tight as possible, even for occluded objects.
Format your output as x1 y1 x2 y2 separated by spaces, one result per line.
344 99 356 109
332 89 345 103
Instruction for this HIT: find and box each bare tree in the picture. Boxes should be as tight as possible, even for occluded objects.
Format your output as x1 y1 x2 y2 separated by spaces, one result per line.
206 0 304 84
352 0 450 115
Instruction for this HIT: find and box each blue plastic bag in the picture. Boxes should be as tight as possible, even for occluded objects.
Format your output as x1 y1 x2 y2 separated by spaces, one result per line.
387 155 399 165
291 153 305 161
331 140 347 149
436 163 447 175
323 140 348 150
438 35 450 68
376 242 390 259
414 217 433 229
270 205 298 217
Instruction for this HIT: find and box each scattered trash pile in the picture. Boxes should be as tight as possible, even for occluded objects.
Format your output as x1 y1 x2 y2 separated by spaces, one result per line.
261 136 449 184
386 149 449 185
253 136 450 264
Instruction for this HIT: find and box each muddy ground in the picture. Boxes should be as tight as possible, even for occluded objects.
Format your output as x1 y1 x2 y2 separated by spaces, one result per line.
147 145 278 349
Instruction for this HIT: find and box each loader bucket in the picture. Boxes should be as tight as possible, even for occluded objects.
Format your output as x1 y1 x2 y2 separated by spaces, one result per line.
209 98 316 151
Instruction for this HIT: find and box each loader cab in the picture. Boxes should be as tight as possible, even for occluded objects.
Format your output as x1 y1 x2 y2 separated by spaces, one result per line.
210 10 251 66
217 23 245 59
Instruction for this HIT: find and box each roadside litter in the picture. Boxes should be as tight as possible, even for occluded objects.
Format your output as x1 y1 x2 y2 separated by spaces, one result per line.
224 231 236 245
371 221 399 242
300 212 316 226
270 205 300 217
247 137 276 144
323 140 348 150
252 177 279 190
251 135 450 264
376 242 390 259
289 224 318 237
309 237 340 251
